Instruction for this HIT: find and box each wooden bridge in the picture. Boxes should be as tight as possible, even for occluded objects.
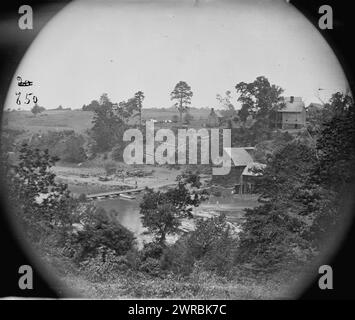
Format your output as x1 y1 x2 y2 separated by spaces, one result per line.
86 182 178 200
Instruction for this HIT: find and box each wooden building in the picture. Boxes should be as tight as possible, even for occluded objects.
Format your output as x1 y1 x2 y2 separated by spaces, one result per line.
276 96 306 129
211 147 266 194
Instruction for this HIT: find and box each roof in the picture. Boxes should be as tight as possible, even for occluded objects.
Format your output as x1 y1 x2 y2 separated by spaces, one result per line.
242 162 266 176
222 147 254 166
278 96 305 113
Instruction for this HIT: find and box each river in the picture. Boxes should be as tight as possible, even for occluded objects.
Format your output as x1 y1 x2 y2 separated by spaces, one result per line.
93 194 255 247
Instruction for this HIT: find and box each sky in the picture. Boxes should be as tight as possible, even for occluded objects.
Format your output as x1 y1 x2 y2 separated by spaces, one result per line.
5 0 349 110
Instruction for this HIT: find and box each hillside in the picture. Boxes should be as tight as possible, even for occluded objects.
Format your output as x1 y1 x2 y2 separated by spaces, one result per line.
3 108 211 134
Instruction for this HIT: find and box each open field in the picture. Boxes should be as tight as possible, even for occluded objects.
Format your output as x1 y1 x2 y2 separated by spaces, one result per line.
3 108 211 134
3 110 93 133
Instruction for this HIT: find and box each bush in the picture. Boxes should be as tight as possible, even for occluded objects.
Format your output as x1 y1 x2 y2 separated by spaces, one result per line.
140 242 164 260
177 169 202 188
78 193 87 202
161 236 194 275
112 144 125 161
61 134 87 163
27 130 87 163
79 247 129 282
236 204 308 270
138 257 162 277
184 113 194 124
68 205 135 262
161 214 238 276
171 115 179 123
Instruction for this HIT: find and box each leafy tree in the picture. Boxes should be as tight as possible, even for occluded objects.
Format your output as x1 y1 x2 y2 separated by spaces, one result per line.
324 92 353 118
310 93 355 190
187 214 236 275
216 90 239 125
237 141 317 268
134 91 145 126
235 76 285 127
31 103 44 116
216 90 235 111
91 93 126 153
170 81 193 124
237 204 308 269
118 97 139 122
142 202 180 245
140 182 206 245
69 205 135 261
61 134 87 163
5 144 73 239
27 130 86 164
306 93 352 138
161 214 237 275
238 104 250 122
305 93 355 245
82 100 100 111
255 141 317 205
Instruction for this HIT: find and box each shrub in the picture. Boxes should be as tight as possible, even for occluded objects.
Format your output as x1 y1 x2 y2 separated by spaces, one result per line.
138 257 162 277
27 130 87 163
111 144 125 161
79 247 129 282
61 134 87 163
184 113 194 124
171 115 179 123
177 169 202 188
236 204 307 270
160 236 194 275
78 193 87 202
161 214 238 276
140 242 164 260
68 205 135 262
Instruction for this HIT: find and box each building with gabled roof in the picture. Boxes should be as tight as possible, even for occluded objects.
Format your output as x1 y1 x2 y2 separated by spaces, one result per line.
276 96 306 129
211 147 265 193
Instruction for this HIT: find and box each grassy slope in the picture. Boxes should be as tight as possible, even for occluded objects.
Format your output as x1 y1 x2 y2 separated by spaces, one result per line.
42 251 297 299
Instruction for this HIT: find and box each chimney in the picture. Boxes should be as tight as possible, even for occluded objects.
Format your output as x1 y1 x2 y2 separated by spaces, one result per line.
290 96 294 103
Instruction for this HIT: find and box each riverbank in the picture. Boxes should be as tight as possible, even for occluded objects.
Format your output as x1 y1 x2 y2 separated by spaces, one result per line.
53 162 260 246
52 163 182 196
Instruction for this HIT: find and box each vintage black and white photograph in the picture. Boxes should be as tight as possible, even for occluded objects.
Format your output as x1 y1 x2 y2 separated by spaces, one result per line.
0 0 354 299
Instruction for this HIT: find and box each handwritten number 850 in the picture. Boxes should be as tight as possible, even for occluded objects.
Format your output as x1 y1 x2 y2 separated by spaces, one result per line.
15 92 38 105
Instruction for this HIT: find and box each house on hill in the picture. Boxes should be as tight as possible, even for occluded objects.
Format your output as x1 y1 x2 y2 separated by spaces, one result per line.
276 96 306 129
211 147 265 194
